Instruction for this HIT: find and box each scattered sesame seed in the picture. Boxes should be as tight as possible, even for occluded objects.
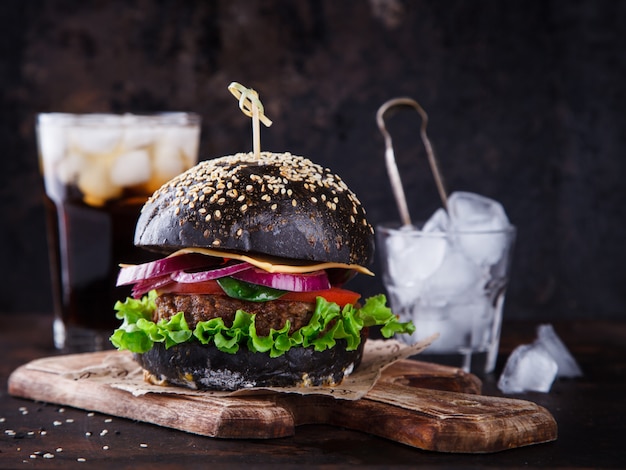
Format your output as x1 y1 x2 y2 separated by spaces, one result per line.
58 408 65 413
87 412 95 417
100 429 108 436
66 418 74 423
43 453 55 459
40 431 47 436
0 417 5 422
103 445 110 450
53 421 62 426
77 457 87 462
104 418 112 423
56 448 63 452
140 443 148 448
85 432 92 437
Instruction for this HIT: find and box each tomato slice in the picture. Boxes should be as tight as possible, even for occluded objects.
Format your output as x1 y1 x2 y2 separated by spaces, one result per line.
280 287 361 307
157 280 225 296
156 280 361 307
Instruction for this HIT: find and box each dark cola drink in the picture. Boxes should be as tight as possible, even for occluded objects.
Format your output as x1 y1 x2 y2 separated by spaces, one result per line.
37 113 200 352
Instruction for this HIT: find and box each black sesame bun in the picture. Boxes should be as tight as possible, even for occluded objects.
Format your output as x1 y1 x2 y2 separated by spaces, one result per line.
135 333 367 391
134 151 374 266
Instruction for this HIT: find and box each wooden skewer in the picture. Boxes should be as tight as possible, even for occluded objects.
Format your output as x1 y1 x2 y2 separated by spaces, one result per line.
228 82 273 160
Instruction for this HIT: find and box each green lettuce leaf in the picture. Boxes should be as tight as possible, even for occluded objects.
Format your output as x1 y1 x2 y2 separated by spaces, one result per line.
110 291 414 356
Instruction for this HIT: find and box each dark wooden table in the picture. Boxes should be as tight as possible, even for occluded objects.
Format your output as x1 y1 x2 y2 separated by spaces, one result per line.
1 313 625 468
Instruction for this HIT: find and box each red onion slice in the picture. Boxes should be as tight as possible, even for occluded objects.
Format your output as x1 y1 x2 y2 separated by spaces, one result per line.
170 262 253 283
117 253 223 286
131 274 175 298
231 268 331 292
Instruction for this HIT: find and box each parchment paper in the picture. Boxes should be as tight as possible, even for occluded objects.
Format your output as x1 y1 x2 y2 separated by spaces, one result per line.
27 335 438 401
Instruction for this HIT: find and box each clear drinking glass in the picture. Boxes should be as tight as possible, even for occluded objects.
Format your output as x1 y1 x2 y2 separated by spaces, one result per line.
36 112 201 352
376 222 516 375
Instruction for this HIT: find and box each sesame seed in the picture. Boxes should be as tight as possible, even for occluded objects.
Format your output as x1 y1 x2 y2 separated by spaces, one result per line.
212 239 221 246
214 210 221 220
56 448 63 452
205 214 212 222
140 443 148 448
175 207 181 215
292 199 297 207
43 453 55 459
271 204 277 211
53 421 62 426
77 457 87 462
104 418 112 423
240 204 248 213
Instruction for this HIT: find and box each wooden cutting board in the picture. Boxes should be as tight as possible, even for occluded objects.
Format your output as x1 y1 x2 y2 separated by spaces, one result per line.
7 351 557 453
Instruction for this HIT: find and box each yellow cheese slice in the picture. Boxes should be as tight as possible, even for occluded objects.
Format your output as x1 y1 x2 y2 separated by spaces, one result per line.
169 247 374 276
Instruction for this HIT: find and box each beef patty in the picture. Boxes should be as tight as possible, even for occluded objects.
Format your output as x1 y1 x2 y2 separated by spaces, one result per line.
154 294 316 337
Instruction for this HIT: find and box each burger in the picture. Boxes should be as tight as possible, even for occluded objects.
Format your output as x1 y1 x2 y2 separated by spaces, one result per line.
110 151 414 391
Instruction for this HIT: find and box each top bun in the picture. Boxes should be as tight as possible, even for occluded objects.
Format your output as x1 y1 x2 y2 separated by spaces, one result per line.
134 152 374 266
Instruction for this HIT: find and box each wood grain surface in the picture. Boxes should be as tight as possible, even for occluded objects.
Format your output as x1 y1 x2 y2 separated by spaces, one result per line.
7 351 557 453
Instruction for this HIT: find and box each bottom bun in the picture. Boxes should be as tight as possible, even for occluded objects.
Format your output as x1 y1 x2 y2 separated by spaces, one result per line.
134 333 367 391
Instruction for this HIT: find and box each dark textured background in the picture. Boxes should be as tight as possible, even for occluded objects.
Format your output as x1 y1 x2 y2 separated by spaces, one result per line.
0 0 624 321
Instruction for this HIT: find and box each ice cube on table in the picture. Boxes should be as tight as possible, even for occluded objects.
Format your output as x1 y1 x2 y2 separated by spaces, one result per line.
536 324 583 378
498 343 558 394
68 127 122 155
110 150 152 187
447 191 511 266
